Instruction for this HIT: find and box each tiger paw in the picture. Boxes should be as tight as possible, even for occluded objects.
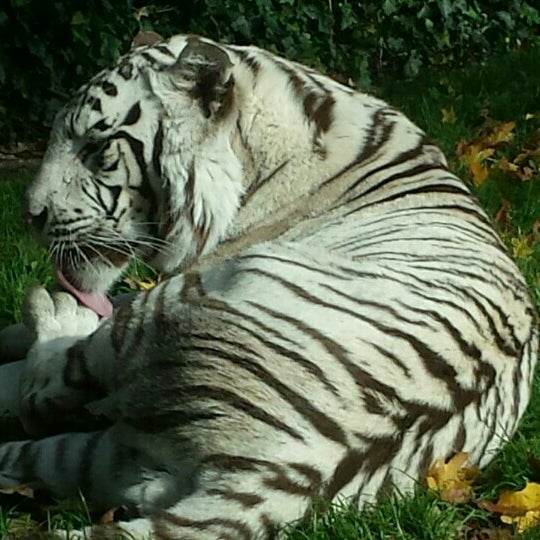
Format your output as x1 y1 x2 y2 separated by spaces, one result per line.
23 286 100 343
19 287 101 434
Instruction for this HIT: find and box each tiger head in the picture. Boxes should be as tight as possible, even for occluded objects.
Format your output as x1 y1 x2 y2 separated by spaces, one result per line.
24 36 248 312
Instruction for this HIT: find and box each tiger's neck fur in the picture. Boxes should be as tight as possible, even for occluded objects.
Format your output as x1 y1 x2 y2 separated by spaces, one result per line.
147 37 456 275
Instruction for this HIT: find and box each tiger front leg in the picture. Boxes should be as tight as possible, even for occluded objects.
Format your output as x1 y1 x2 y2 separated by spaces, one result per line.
18 286 111 434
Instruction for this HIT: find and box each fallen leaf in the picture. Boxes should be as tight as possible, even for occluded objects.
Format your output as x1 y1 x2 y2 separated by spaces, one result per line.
511 236 534 259
469 161 490 186
441 106 456 124
494 199 511 231
100 506 119 524
122 276 159 291
485 121 515 147
517 166 535 181
457 143 494 186
498 482 540 511
496 157 520 174
0 485 34 498
479 482 540 533
501 510 540 532
426 452 480 504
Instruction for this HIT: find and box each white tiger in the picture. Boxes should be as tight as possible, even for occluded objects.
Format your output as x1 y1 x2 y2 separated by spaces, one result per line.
0 33 537 539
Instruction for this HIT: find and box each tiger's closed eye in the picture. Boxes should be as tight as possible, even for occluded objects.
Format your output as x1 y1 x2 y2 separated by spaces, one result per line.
78 140 105 161
78 140 110 171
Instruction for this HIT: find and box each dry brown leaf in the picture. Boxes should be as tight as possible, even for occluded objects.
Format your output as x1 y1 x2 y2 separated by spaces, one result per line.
496 157 520 174
494 199 511 231
426 452 480 504
517 166 535 181
100 506 119 524
484 121 516 147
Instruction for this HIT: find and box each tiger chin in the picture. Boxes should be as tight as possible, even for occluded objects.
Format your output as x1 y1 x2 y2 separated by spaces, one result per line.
0 32 537 540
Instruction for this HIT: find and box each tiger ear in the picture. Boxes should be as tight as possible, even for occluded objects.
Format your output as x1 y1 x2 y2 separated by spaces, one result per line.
131 30 164 48
169 38 234 119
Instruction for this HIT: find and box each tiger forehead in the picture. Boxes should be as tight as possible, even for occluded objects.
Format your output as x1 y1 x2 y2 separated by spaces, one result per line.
66 75 145 139
64 42 183 140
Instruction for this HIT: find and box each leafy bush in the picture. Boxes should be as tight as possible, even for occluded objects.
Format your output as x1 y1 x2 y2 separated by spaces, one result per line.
0 0 136 142
1 0 538 143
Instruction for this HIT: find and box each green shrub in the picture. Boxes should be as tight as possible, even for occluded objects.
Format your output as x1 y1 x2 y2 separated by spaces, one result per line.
0 0 136 142
1 0 538 143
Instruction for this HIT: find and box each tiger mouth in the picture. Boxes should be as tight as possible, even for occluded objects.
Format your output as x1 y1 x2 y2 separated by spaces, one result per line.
55 268 114 318
54 245 127 318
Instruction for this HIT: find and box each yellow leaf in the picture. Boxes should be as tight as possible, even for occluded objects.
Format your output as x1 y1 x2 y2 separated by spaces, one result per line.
457 143 495 186
525 113 536 120
497 157 520 174
480 482 540 532
497 483 540 532
485 121 516 147
426 452 479 503
122 276 160 291
499 482 540 511
501 510 540 533
470 161 490 186
441 106 456 124
511 236 534 259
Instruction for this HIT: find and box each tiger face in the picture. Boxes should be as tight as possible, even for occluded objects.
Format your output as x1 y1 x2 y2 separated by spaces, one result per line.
25 37 243 306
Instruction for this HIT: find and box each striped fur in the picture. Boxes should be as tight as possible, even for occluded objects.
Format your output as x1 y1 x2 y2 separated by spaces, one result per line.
0 34 537 539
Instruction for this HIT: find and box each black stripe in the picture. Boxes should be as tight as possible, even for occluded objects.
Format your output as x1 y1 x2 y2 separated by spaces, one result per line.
155 44 175 57
231 47 261 75
181 383 304 441
122 102 141 126
159 512 252 540
205 487 264 508
348 162 451 203
343 185 473 218
240 160 289 206
90 118 111 132
181 341 348 445
237 252 351 280
330 133 427 194
118 288 154 362
101 81 118 96
109 130 156 212
247 268 480 409
243 303 340 395
201 297 300 347
81 181 104 209
152 121 164 175
77 431 104 497
321 283 481 409
64 341 105 394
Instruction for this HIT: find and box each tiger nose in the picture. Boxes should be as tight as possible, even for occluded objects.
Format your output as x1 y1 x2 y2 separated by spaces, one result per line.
28 207 49 233
23 196 49 233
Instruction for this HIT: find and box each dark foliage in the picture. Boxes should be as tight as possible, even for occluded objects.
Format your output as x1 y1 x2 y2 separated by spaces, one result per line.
0 0 538 142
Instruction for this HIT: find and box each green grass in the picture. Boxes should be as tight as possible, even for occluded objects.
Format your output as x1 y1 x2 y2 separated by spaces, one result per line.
0 44 540 538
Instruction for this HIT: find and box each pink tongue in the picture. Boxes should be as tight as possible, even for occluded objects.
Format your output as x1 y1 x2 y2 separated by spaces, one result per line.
55 269 114 318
